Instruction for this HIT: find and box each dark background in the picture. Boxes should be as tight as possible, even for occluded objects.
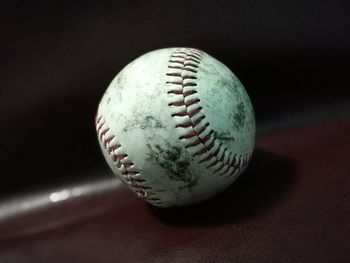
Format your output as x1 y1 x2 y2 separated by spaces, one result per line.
1 0 350 197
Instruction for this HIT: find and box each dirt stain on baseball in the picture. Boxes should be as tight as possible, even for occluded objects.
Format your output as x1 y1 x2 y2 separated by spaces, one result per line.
233 102 246 130
122 114 165 132
146 142 197 186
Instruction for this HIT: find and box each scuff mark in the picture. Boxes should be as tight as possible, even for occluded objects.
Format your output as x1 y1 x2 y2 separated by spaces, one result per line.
213 130 235 143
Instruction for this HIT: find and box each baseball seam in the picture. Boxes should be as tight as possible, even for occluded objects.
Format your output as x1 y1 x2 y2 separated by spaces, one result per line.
167 48 251 178
95 115 165 206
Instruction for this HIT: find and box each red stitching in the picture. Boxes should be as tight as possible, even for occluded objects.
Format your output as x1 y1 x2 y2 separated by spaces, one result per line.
171 55 186 59
184 62 199 68
99 128 110 140
190 133 213 150
167 48 251 178
182 82 197 87
167 90 197 96
183 68 198 73
168 65 183 70
183 75 197 80
108 144 120 154
95 115 164 206
185 57 200 63
103 135 114 148
169 60 184 65
176 116 203 128
95 115 102 125
166 72 182 77
166 81 182 85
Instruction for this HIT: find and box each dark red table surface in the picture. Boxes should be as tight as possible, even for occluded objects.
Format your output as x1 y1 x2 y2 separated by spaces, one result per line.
0 116 349 262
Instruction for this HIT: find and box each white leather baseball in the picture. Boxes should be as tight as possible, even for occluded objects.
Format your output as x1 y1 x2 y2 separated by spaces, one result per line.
95 47 255 207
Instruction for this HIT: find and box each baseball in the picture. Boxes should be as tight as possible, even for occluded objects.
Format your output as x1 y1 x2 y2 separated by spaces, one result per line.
95 47 255 207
